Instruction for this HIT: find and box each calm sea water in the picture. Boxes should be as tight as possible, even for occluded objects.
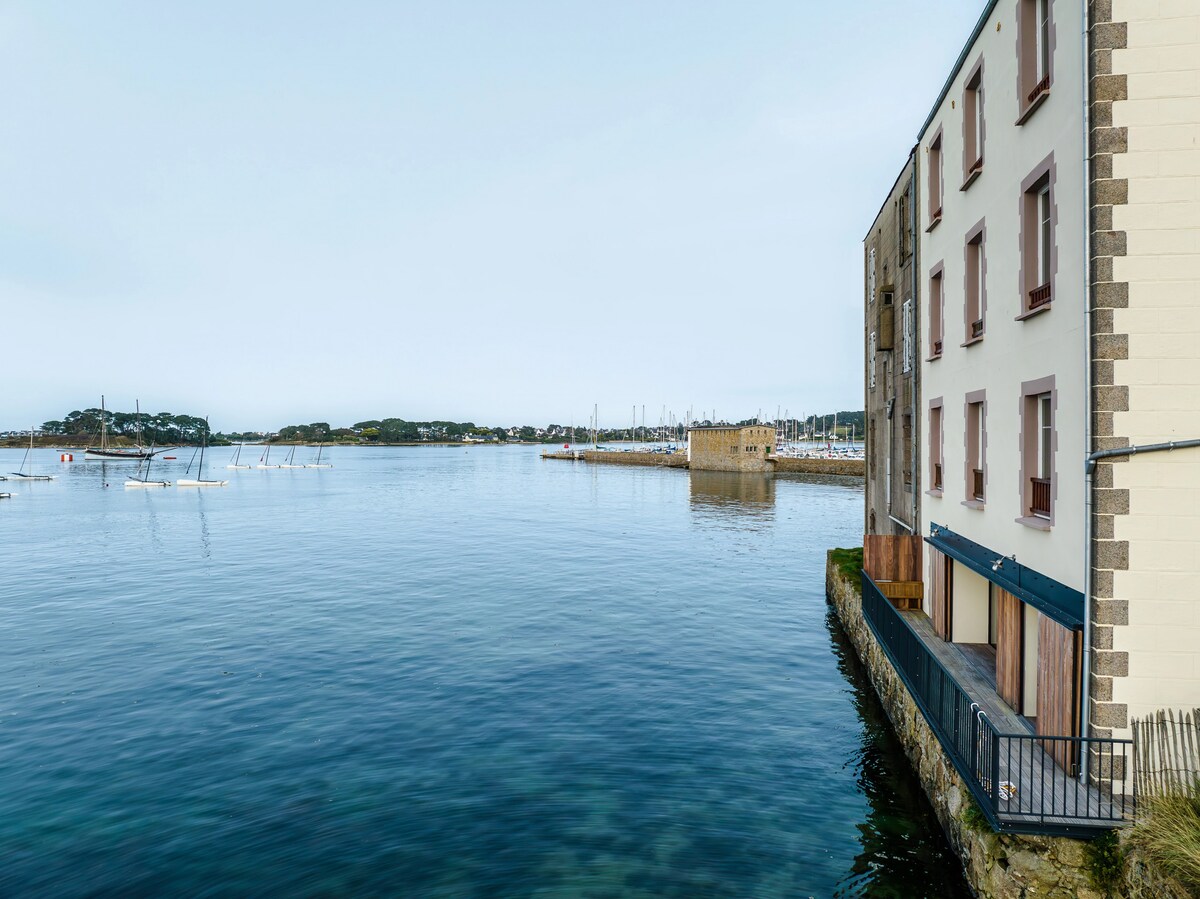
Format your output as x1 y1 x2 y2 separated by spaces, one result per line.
0 445 968 897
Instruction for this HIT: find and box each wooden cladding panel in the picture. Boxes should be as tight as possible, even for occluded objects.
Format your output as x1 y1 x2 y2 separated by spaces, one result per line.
1037 616 1082 773
930 546 952 640
863 535 923 583
995 588 1024 714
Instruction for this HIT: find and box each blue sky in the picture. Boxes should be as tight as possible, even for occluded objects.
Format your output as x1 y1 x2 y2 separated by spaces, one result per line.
1 1 984 431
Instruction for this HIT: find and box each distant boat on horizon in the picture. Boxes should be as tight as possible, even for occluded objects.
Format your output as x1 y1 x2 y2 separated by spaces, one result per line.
85 396 165 461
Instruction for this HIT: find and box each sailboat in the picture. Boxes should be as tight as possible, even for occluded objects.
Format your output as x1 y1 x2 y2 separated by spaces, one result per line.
278 444 305 469
256 444 280 469
125 443 171 487
226 443 251 469
8 430 55 480
177 418 228 487
85 396 159 460
305 442 332 468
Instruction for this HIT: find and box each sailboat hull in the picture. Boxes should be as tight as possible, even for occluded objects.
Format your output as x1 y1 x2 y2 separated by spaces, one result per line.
85 448 153 460
176 479 228 487
226 464 251 469
304 464 333 468
8 473 54 481
125 480 171 487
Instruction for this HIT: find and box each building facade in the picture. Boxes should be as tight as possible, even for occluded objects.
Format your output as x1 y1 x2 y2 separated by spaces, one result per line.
864 150 921 537
858 0 1200 833
918 0 1089 760
686 425 776 473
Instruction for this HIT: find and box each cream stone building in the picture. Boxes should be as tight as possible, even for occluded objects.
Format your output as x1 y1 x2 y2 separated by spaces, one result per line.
858 0 1200 836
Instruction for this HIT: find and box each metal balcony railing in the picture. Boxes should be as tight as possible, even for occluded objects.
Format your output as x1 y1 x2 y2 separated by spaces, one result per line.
971 318 984 339
1028 73 1051 104
860 573 1133 835
1031 477 1051 518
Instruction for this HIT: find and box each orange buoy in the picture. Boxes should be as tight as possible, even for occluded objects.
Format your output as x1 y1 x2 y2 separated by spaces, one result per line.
60 453 73 462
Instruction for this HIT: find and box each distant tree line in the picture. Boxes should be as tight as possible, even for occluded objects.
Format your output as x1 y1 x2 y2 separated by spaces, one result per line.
35 408 865 446
41 408 211 445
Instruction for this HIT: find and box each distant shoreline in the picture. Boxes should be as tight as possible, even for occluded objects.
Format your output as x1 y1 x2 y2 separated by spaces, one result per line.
0 438 550 450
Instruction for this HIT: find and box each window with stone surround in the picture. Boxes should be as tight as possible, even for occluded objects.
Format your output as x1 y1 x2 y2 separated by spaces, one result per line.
929 263 944 358
965 394 986 507
962 60 984 188
964 221 986 344
927 130 943 228
1018 0 1053 120
929 398 944 496
1019 376 1055 527
1020 155 1055 316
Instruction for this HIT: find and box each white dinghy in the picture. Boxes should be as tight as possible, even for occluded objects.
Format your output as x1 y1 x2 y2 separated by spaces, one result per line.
304 441 332 468
125 443 171 487
177 418 228 487
256 444 280 469
226 443 251 469
9 430 55 481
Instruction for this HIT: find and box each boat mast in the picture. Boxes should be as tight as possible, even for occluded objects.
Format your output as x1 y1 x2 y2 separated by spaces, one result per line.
100 395 107 449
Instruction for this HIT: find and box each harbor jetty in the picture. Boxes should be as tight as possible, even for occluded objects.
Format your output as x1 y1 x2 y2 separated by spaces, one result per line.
542 447 863 478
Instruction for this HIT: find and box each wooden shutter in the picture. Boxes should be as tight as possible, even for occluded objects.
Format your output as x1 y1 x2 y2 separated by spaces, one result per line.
931 546 952 640
1037 615 1082 773
995 587 1024 713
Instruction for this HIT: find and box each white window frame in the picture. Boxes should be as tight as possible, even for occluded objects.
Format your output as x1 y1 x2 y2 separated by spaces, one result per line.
1037 393 1052 479
1037 0 1051 81
901 299 913 373
868 247 877 304
868 331 877 388
1038 184 1052 286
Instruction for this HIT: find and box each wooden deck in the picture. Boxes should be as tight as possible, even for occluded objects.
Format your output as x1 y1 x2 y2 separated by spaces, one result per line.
901 610 1130 830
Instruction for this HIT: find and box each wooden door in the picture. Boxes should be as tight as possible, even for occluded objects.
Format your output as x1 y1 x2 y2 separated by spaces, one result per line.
995 587 1024 713
930 547 952 640
1037 616 1082 773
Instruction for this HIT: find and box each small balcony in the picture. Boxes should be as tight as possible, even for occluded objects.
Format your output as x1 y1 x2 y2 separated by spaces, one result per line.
1027 73 1051 105
933 338 943 357
933 462 943 491
972 468 985 502
1031 477 1051 518
970 318 984 339
1029 283 1052 309
860 572 1132 835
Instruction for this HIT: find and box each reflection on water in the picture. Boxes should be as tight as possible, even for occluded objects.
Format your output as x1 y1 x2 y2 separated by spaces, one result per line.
826 608 972 898
688 471 776 519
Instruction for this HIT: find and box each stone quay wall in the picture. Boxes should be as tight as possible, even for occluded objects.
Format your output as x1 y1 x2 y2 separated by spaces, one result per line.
579 451 689 468
825 555 1191 898
825 555 1104 899
773 456 865 477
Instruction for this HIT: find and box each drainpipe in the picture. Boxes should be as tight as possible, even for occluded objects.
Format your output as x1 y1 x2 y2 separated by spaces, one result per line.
911 154 919 531
1081 5 1094 784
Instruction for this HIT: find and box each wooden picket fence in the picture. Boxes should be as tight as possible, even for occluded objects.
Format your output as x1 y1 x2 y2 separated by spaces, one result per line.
1132 708 1200 800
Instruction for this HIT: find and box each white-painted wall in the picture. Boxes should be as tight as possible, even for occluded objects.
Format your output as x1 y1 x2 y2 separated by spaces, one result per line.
919 0 1086 594
951 562 990 644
